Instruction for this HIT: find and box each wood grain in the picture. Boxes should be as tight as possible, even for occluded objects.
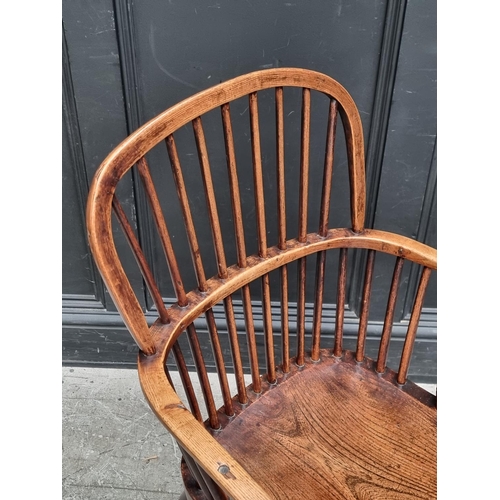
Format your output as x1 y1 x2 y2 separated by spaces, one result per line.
216 352 436 499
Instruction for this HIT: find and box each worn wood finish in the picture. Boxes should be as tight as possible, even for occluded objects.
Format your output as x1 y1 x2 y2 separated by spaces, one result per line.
137 232 436 499
86 69 437 499
215 351 436 500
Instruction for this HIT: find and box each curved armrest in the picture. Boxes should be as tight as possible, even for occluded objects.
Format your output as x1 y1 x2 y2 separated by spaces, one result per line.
138 352 272 500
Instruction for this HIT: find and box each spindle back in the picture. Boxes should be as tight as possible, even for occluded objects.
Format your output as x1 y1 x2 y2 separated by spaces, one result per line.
87 68 367 351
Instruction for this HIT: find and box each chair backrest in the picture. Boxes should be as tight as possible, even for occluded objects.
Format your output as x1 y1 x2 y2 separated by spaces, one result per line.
86 68 436 424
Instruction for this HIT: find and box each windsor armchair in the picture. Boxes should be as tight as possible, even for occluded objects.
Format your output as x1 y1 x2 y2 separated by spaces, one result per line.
86 68 436 499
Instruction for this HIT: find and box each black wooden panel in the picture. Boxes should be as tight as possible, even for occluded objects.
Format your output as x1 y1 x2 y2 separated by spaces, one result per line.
62 96 95 297
373 0 436 239
371 0 437 320
131 0 386 115
62 0 146 311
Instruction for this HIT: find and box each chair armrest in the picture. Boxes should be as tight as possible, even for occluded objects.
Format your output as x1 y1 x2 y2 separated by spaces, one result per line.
138 353 272 500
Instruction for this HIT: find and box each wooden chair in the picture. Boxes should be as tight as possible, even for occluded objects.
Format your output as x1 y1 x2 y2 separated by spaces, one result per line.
86 68 436 499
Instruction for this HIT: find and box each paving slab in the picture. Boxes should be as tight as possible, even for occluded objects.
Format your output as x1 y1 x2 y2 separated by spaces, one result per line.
62 367 183 500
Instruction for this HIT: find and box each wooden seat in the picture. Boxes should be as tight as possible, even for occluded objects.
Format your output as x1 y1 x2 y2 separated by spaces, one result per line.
86 68 436 499
215 351 435 500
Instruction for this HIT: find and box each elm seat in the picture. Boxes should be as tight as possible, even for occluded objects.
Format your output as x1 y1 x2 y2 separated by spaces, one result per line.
86 68 437 499
213 351 436 500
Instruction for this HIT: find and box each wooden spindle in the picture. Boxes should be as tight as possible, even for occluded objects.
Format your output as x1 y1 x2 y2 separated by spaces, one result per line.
249 92 267 258
223 296 248 404
136 157 188 306
185 324 220 429
276 87 290 373
112 195 169 324
165 134 207 290
192 118 250 403
310 100 339 360
197 464 229 500
333 248 348 357
241 284 262 393
397 267 432 385
296 258 307 366
192 117 228 279
376 257 404 373
221 103 247 268
204 309 234 416
262 274 276 383
249 92 276 382
180 446 219 500
280 265 290 373
276 86 286 250
295 89 311 366
355 250 376 362
318 99 338 237
298 88 311 242
311 251 326 361
172 341 202 422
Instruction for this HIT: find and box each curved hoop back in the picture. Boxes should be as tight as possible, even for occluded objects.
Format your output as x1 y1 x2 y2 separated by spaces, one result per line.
87 68 366 354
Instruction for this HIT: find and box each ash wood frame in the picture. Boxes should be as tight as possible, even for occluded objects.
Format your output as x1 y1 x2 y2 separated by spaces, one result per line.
87 68 436 499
